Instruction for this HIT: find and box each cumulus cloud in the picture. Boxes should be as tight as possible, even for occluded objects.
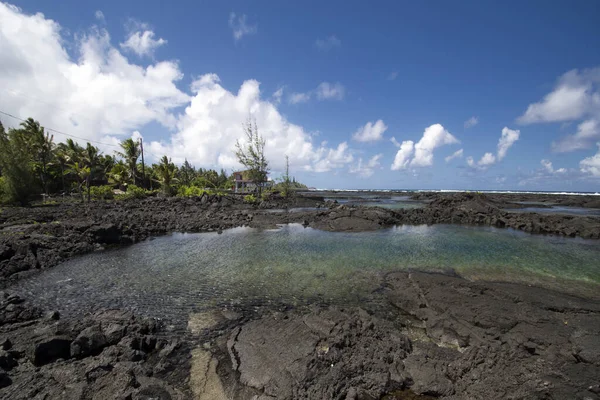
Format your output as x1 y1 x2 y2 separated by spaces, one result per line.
315 35 341 51
467 127 520 169
391 140 414 171
518 68 600 124
445 148 463 163
352 120 387 142
518 67 600 152
541 159 566 174
552 119 600 153
120 27 167 57
288 82 345 104
148 74 354 171
0 4 354 174
0 2 189 153
311 142 354 172
228 13 257 41
580 144 600 177
497 127 520 160
464 116 478 129
390 124 458 170
349 154 383 178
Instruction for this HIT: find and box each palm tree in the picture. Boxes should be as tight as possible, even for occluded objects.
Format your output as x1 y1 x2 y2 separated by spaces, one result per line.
53 146 70 193
83 143 100 202
65 161 90 203
19 118 54 195
154 156 177 196
108 161 129 188
116 139 141 186
65 138 84 163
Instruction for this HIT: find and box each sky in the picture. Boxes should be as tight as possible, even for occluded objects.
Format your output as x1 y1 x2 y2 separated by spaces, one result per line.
1 1 600 191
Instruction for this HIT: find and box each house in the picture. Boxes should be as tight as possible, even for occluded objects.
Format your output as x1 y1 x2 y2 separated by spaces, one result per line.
232 170 255 193
232 170 272 193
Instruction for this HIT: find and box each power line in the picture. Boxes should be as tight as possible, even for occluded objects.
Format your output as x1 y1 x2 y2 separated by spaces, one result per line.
0 109 168 161
0 110 121 148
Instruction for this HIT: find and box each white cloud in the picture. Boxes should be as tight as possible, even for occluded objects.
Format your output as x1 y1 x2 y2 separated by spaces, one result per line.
497 127 520 160
464 116 478 129
352 120 387 142
411 124 459 167
272 87 284 104
316 82 345 100
350 154 383 178
445 148 463 162
315 35 341 51
391 140 414 171
541 159 566 174
95 10 105 22
390 124 458 170
228 13 257 41
289 92 311 104
388 71 398 81
120 28 167 57
580 144 600 177
288 82 345 104
478 152 496 166
518 68 600 124
0 3 189 154
148 74 354 172
311 141 354 172
518 67 600 152
551 119 600 152
467 127 520 169
0 4 355 174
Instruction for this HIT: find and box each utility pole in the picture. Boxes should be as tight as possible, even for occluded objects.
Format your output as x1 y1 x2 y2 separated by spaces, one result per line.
140 138 146 189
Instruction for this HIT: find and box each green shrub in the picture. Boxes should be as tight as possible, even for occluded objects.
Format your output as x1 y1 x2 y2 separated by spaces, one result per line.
177 185 208 197
243 194 257 203
90 185 114 200
116 184 146 200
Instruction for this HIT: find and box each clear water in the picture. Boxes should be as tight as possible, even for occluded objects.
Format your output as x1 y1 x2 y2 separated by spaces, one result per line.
13 224 600 325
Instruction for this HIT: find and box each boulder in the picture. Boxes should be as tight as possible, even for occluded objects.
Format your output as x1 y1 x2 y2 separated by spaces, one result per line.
71 325 108 358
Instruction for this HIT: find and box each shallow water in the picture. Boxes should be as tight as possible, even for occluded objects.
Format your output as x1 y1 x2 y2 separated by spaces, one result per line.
13 224 600 324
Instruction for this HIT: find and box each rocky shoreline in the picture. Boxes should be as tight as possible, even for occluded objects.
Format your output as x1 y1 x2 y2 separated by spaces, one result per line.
0 191 599 399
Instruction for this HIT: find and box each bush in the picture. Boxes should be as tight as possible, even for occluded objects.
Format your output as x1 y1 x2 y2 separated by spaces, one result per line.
261 189 273 201
116 184 146 200
177 185 208 197
90 185 114 200
244 194 257 203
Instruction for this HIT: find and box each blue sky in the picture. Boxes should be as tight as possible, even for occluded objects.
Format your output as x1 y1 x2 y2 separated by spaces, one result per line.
1 1 600 191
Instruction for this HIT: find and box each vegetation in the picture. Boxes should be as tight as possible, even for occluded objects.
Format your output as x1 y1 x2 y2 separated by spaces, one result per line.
0 117 307 205
235 119 269 197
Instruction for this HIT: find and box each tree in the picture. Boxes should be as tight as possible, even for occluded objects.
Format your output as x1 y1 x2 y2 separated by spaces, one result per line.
83 143 101 202
108 161 130 188
18 118 55 195
65 161 89 203
0 122 36 205
178 159 196 187
155 156 177 196
235 119 269 196
281 155 291 199
116 138 141 186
